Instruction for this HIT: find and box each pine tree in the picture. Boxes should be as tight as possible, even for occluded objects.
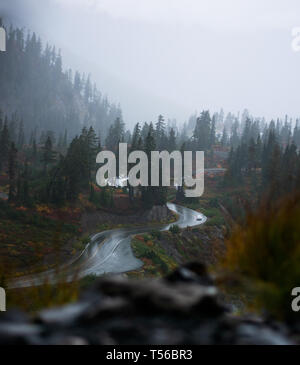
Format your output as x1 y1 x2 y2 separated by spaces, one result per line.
105 118 125 152
168 128 177 152
0 120 10 172
193 111 211 150
129 123 142 202
155 115 166 150
8 143 17 202
143 123 167 206
22 161 30 205
32 138 37 163
131 123 141 150
210 115 216 147
41 136 56 173
17 119 25 149
87 126 99 180
221 127 228 147
63 130 68 150
176 143 186 201
230 119 240 149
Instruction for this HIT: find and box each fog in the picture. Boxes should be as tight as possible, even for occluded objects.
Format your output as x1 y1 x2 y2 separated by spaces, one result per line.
1 0 300 126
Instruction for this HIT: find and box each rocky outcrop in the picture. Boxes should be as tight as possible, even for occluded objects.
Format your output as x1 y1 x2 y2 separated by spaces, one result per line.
144 205 170 222
0 263 294 345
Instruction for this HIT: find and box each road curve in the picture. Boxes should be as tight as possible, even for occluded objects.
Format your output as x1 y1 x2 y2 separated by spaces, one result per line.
9 203 207 289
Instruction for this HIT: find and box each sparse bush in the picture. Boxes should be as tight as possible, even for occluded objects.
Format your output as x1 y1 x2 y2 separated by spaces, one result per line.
201 207 220 218
209 197 219 208
150 230 162 240
169 224 180 234
206 215 225 227
143 234 151 242
79 274 99 290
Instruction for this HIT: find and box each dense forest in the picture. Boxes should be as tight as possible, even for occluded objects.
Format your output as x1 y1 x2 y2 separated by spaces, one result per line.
1 74 300 210
0 22 122 143
224 116 300 202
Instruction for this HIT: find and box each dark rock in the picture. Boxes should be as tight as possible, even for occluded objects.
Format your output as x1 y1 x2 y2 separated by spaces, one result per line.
0 309 30 323
166 262 214 286
0 322 43 345
0 265 295 345
234 324 290 345
49 336 89 345
37 302 92 326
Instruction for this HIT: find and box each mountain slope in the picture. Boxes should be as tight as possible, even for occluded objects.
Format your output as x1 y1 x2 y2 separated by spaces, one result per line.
0 23 122 142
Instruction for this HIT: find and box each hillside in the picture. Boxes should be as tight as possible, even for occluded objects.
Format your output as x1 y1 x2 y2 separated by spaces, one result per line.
0 22 122 143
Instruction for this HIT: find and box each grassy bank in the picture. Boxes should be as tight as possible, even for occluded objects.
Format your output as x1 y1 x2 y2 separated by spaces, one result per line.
128 224 225 280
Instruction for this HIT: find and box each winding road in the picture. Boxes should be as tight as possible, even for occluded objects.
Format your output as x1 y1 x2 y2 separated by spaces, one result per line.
9 203 207 289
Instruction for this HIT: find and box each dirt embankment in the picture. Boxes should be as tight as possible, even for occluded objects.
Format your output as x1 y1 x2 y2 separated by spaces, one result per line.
81 205 175 234
17 206 175 276
129 224 226 279
160 225 226 266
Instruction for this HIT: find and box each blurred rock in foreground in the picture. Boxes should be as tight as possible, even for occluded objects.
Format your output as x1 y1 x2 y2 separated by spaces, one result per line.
0 263 294 345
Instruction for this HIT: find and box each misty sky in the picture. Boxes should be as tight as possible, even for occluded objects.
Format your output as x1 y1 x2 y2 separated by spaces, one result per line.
1 0 300 126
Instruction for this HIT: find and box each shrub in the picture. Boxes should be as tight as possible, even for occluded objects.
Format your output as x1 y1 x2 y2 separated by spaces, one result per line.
202 207 220 218
79 274 98 290
169 224 180 234
206 215 225 227
150 230 162 240
221 193 300 321
143 234 151 242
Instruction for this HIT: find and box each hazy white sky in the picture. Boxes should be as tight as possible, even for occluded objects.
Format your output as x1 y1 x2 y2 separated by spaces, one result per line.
61 0 299 30
2 0 300 126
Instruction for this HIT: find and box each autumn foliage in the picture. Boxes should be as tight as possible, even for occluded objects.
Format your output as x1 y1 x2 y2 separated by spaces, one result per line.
222 192 300 320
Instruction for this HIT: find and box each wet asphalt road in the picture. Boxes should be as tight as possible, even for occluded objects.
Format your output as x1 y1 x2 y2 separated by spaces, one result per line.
9 203 207 288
